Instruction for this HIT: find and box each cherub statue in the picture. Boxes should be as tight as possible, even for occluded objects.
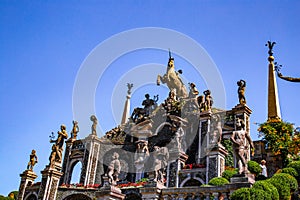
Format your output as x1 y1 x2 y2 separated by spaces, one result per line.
27 149 38 171
70 120 79 139
231 119 254 174
107 152 121 185
90 115 98 135
49 124 68 165
237 80 246 105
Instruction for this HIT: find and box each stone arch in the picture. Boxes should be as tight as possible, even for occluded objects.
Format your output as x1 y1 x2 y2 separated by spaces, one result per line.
63 193 92 200
69 159 83 183
24 192 38 200
180 176 204 187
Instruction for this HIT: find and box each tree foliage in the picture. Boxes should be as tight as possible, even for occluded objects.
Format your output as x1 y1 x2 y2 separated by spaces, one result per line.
258 120 299 166
221 139 234 167
222 168 238 181
252 180 279 200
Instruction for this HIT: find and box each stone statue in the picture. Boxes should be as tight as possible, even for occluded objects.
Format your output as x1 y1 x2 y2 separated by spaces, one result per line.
142 93 158 116
153 146 169 183
203 90 213 111
237 80 246 105
197 95 206 112
210 114 222 145
90 115 97 135
70 120 79 139
231 119 254 174
265 41 276 56
27 149 38 171
107 152 121 185
49 124 68 165
127 83 133 95
157 51 188 98
186 82 199 111
275 63 300 82
134 140 150 181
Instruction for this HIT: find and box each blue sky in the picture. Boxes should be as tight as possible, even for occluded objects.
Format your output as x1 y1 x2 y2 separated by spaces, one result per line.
1 0 300 195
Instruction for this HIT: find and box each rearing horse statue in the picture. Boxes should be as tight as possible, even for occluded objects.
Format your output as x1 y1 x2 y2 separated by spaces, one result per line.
157 53 188 98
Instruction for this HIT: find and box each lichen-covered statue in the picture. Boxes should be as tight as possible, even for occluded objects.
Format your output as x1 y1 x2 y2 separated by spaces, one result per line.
90 115 98 135
203 90 213 111
107 152 121 185
237 79 246 105
157 50 188 98
27 149 38 171
49 124 68 166
231 119 254 174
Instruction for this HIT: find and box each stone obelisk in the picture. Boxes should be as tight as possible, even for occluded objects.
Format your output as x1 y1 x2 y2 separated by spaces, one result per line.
121 83 133 124
266 41 281 121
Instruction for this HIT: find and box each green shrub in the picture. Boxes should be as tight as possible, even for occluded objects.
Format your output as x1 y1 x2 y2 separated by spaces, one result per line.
247 160 262 176
287 161 300 181
281 167 299 178
230 187 250 200
252 180 279 200
250 188 271 200
222 169 238 181
208 177 229 186
267 173 298 200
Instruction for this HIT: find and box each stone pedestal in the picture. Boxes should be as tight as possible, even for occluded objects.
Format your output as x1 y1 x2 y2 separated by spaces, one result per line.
167 150 188 187
206 144 228 182
37 163 63 200
230 172 255 184
96 185 125 200
18 170 38 200
140 181 165 200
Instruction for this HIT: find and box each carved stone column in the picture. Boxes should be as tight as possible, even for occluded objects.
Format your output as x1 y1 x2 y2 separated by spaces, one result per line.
38 163 63 200
18 170 38 200
206 145 228 182
167 150 188 188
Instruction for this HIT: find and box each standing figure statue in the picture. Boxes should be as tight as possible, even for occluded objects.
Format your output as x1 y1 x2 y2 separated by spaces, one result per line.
142 94 159 116
237 80 246 105
186 82 199 111
210 114 222 145
153 146 169 183
90 115 98 135
203 90 213 111
49 124 68 166
134 141 150 182
157 51 188 98
231 119 254 174
70 120 79 139
107 152 121 185
27 149 38 171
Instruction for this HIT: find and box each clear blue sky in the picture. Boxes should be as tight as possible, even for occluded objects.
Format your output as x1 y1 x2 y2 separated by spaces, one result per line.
1 0 300 195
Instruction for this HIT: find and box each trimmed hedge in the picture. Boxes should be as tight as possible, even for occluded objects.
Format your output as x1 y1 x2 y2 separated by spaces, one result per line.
281 167 299 178
222 169 238 181
252 180 279 200
250 188 271 200
230 188 250 200
267 173 298 200
287 161 300 181
208 177 229 186
247 160 262 176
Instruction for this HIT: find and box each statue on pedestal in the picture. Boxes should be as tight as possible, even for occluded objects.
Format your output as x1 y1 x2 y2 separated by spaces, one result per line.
90 115 98 135
231 119 254 174
70 120 79 139
27 149 38 171
134 141 150 181
157 50 188 98
210 114 222 145
153 146 169 183
203 90 213 111
237 80 246 105
49 124 68 166
107 152 121 185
